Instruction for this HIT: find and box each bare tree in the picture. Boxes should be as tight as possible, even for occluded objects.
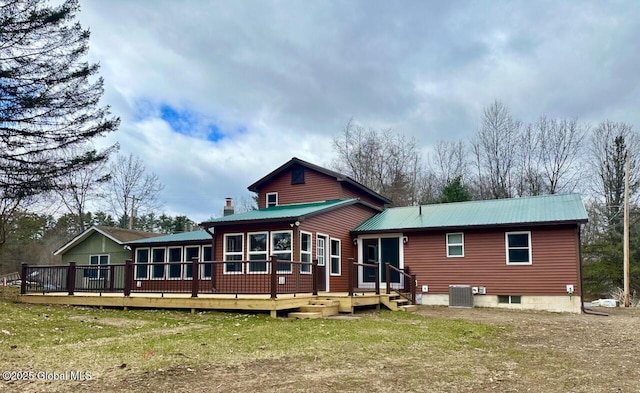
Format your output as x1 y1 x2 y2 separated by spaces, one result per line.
471 101 521 199
430 140 468 185
332 120 423 206
515 123 544 196
55 145 117 232
537 116 585 194
104 154 164 228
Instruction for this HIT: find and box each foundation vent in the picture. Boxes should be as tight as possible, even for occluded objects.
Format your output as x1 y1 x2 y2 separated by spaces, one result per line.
449 285 474 308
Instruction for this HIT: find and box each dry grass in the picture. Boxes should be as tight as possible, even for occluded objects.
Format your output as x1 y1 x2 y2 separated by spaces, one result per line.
1 289 639 393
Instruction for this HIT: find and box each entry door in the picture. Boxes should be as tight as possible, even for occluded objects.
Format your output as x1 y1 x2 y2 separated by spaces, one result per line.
359 237 401 288
316 235 328 291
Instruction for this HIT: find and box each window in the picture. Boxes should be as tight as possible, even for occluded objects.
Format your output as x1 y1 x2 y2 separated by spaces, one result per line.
248 232 268 273
184 246 200 279
201 246 212 279
266 192 278 207
272 231 292 273
224 234 244 274
446 233 464 257
291 166 305 185
300 232 312 273
498 295 522 304
506 232 532 265
317 236 326 266
330 239 341 276
135 249 150 279
168 247 182 279
86 255 109 279
151 248 166 279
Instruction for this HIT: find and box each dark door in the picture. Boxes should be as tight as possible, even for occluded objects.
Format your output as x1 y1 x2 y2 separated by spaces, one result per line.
362 238 378 283
380 237 400 284
316 235 327 291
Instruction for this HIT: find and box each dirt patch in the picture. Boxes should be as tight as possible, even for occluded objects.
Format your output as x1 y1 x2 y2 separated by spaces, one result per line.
68 316 149 329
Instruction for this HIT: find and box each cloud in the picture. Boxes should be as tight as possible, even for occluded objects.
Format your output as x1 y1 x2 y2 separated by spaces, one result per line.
77 0 640 221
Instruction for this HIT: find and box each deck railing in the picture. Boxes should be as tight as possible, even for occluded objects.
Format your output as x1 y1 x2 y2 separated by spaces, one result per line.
385 263 417 304
21 256 318 299
347 258 380 296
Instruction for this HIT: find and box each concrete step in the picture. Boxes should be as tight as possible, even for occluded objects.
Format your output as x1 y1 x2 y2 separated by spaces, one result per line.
288 311 323 319
399 304 418 312
299 304 339 317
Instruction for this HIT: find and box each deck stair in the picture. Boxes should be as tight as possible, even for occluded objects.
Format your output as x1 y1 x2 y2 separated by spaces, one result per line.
380 292 417 312
288 299 340 319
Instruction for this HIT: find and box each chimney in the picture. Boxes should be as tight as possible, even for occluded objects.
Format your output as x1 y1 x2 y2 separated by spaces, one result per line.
223 197 234 216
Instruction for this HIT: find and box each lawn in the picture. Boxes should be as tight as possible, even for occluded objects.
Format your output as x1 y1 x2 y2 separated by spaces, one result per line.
1 288 638 392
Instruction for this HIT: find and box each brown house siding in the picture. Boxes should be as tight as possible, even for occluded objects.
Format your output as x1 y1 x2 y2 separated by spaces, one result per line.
404 224 581 296
339 184 386 209
301 204 378 292
257 170 341 208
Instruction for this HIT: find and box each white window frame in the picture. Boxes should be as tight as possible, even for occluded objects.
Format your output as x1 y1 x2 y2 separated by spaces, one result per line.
135 248 150 280
88 254 109 280
224 233 244 274
505 231 532 265
247 231 269 274
167 246 183 280
271 230 293 273
316 234 327 267
300 231 313 274
266 192 278 207
201 245 213 279
446 232 464 258
151 247 167 280
184 246 200 279
329 238 341 276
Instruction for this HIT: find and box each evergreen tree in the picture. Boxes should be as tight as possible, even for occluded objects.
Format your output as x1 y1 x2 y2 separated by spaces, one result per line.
439 176 470 203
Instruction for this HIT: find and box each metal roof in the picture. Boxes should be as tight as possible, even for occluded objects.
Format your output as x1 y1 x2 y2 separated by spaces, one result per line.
353 194 588 233
202 199 361 227
126 230 212 245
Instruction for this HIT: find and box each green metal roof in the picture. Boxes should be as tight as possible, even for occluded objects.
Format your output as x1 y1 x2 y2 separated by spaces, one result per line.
353 194 588 233
202 199 360 226
127 230 212 245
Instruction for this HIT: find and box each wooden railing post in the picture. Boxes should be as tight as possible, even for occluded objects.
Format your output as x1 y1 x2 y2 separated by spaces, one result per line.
67 262 76 295
109 265 115 291
20 263 28 295
270 255 278 299
348 258 354 296
385 263 390 295
124 259 133 296
191 257 199 298
411 273 417 304
312 259 318 295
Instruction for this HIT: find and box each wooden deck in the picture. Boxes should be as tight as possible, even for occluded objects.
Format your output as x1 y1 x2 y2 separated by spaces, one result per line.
18 291 385 317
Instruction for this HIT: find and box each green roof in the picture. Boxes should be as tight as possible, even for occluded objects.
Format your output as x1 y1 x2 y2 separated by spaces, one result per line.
203 199 360 226
127 230 211 245
353 194 588 233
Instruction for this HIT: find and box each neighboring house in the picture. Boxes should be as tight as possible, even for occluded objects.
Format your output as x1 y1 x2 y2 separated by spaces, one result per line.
53 226 161 267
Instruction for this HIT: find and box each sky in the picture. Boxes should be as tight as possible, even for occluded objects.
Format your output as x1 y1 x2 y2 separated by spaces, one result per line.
75 0 640 223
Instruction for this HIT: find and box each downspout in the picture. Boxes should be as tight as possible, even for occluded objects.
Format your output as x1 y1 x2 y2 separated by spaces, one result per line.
579 224 608 317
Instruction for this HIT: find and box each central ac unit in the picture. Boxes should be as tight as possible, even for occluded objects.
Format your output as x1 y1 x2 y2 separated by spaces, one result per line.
449 285 474 308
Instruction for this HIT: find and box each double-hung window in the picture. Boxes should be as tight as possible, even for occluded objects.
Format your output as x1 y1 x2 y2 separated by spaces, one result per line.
248 232 268 273
300 232 312 273
272 231 292 273
87 255 109 279
135 249 150 279
266 192 278 207
224 234 244 274
151 248 166 279
330 239 341 276
201 245 212 279
506 232 532 265
446 233 464 257
168 247 182 279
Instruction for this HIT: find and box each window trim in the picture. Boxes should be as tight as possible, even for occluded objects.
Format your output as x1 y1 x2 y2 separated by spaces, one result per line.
505 231 532 265
223 233 244 274
300 231 313 274
167 246 183 280
184 246 200 279
88 254 109 280
150 247 167 280
266 192 278 207
247 231 269 274
316 234 327 267
446 232 465 258
330 238 341 276
135 248 150 280
498 295 522 304
271 230 293 273
201 245 213 279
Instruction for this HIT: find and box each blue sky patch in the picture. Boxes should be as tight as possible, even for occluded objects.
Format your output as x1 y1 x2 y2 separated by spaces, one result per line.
159 104 224 142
